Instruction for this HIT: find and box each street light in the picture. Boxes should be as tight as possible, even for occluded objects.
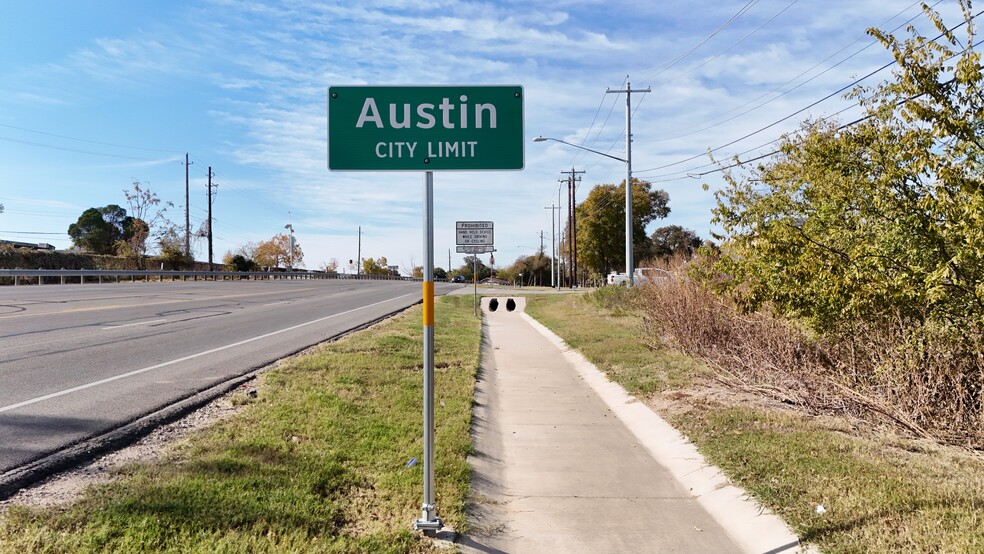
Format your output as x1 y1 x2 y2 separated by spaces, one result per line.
533 136 626 163
534 135 636 287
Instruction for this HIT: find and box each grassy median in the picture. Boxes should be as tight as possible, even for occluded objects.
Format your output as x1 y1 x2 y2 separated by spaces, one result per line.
0 295 480 553
526 292 984 554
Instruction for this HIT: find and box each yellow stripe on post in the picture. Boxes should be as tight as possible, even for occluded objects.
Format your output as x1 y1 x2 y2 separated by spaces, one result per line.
422 281 435 326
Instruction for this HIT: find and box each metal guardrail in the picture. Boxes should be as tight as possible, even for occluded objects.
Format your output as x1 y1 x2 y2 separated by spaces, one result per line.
0 269 422 286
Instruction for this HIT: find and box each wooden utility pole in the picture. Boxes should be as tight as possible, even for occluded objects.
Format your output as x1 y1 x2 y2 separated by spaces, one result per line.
561 167 583 288
544 205 558 288
184 153 192 258
206 167 216 271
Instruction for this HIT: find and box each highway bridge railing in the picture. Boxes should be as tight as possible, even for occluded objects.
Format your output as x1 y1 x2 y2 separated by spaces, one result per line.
0 269 426 286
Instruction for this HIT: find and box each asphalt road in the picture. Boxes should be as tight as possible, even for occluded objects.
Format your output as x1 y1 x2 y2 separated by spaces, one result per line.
0 279 455 489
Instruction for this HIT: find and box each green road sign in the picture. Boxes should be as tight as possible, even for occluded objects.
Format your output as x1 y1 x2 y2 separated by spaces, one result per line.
328 85 524 171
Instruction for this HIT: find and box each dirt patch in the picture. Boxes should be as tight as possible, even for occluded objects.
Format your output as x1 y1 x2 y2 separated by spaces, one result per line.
646 373 796 421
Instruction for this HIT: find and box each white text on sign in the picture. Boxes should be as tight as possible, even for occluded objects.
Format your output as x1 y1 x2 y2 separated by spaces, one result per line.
356 96 498 130
374 141 480 159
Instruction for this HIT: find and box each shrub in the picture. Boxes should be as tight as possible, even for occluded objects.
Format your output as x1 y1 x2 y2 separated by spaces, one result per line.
636 259 984 447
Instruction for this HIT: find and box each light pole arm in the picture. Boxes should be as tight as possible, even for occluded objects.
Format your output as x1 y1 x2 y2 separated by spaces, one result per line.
533 136 627 163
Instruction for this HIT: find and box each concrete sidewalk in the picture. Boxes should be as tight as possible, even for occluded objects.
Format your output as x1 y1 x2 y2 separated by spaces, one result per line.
459 296 809 554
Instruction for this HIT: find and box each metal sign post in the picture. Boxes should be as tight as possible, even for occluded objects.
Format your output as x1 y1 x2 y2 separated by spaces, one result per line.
417 171 440 531
327 84 523 534
456 222 494 318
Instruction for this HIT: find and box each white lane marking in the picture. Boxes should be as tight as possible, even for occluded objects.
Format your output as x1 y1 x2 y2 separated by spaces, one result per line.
264 301 290 306
102 319 167 330
0 293 416 414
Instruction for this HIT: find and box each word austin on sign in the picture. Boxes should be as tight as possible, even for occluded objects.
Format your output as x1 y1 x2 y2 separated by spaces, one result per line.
327 85 524 171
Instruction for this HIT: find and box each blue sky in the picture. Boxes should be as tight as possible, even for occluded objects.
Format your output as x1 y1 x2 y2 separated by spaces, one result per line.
0 1 962 273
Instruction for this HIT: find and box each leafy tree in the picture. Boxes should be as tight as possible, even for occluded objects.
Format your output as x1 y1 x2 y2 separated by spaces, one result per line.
67 205 139 254
572 178 670 277
455 255 491 281
433 267 447 280
68 208 115 253
229 254 260 272
650 225 703 261
362 256 393 276
221 242 261 271
99 204 130 233
709 2 984 331
255 234 303 269
507 252 551 286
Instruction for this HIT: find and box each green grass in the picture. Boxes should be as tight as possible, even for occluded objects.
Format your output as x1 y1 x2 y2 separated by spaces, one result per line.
677 408 984 553
525 291 706 396
0 295 480 553
524 291 984 554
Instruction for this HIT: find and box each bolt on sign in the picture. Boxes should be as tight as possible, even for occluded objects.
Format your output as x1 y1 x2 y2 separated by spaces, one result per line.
328 85 524 171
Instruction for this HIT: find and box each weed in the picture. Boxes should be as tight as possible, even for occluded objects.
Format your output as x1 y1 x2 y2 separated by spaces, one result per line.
634 262 984 447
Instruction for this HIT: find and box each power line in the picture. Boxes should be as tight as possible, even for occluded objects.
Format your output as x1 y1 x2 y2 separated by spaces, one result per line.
0 136 171 161
675 68 973 183
635 0 936 146
0 123 182 153
636 8 983 178
187 154 275 210
636 0 762 82
630 0 799 125
572 77 626 167
568 92 612 168
636 8 982 175
635 59 892 174
664 0 800 84
571 1 916 185
0 230 68 236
